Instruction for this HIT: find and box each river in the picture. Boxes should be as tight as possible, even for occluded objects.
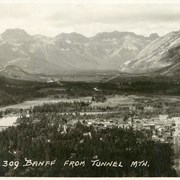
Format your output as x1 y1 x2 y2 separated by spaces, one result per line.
1 95 180 176
0 96 115 130
0 97 91 130
0 115 19 131
0 96 92 111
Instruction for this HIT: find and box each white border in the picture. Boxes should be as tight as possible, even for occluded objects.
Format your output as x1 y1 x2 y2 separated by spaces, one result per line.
0 0 179 179
0 0 179 4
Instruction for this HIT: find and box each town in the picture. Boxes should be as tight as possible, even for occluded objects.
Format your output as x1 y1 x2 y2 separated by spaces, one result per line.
0 94 179 147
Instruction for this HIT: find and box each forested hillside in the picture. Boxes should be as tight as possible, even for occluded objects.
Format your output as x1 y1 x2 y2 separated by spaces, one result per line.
0 120 176 177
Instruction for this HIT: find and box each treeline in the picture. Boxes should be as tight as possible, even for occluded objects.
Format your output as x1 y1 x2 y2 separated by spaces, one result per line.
0 77 61 106
60 79 180 99
2 74 180 107
32 101 115 114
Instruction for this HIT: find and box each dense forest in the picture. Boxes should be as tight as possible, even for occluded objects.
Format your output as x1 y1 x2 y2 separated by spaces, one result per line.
0 117 177 177
0 75 179 177
0 76 60 106
1 75 180 107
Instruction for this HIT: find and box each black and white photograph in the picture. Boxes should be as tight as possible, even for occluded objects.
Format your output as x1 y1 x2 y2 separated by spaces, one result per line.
0 0 180 177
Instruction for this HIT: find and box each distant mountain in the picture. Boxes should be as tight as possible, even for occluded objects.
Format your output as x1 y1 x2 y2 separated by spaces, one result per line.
0 28 158 77
120 30 180 75
89 31 158 68
1 28 32 43
0 65 44 81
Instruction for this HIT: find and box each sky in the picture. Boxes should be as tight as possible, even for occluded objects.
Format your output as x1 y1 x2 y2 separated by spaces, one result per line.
0 0 180 37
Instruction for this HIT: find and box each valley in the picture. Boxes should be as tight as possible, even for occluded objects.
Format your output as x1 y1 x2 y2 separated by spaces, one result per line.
0 84 179 176
0 0 180 177
0 28 180 177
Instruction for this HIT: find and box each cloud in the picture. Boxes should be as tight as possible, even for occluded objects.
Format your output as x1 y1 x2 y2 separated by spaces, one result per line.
0 3 179 37
48 5 180 25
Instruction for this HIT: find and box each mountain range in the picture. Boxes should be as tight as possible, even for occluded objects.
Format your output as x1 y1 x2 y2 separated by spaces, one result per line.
0 28 158 80
1 28 180 81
